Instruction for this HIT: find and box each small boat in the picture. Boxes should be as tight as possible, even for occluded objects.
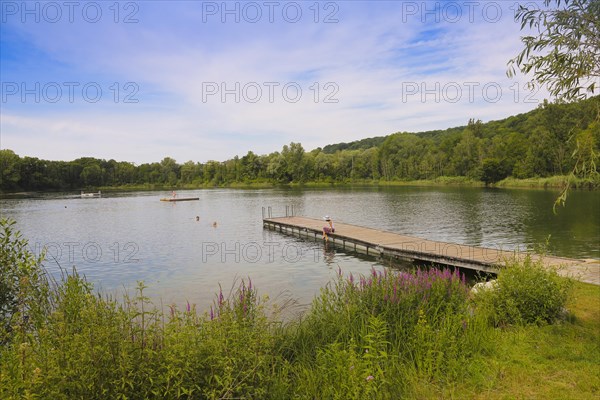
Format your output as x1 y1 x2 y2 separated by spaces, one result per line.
160 197 200 202
81 191 101 198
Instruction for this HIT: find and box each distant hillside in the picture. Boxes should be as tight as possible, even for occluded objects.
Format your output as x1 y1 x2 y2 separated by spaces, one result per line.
321 98 598 155
322 136 388 153
1 96 598 190
321 126 469 154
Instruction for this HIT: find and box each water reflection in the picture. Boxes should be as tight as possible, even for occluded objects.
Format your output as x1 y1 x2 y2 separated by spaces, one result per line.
322 242 336 266
1 186 598 310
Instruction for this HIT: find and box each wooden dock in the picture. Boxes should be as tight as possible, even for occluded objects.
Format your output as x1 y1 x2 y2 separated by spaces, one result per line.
263 216 600 285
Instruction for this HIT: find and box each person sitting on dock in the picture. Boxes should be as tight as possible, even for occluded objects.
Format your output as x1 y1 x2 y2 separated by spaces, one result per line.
322 216 335 241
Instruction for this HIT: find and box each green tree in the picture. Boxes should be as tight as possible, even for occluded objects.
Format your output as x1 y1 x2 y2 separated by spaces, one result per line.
266 152 286 183
481 158 509 185
450 130 481 177
521 127 557 177
114 161 136 185
313 151 332 181
80 164 103 187
467 118 484 138
19 157 48 190
240 151 261 182
160 157 179 185
282 142 306 182
0 150 21 190
180 161 198 184
508 0 600 101
203 161 220 185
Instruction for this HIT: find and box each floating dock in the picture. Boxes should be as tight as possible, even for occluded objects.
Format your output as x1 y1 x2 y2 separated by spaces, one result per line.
263 216 599 285
160 197 200 202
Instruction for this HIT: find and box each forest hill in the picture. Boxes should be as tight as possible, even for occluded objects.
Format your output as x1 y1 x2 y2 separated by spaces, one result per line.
1 96 598 191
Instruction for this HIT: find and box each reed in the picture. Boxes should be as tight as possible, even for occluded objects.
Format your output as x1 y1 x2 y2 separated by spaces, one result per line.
1 219 593 399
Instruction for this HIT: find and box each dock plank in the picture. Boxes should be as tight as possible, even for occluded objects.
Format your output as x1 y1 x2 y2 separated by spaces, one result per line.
263 216 599 285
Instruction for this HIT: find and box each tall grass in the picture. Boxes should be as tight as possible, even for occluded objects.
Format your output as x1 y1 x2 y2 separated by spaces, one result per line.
0 273 283 399
285 267 493 398
496 175 600 189
0 219 579 399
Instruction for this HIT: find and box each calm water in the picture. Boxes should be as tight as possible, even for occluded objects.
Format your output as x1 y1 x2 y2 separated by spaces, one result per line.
1 187 598 309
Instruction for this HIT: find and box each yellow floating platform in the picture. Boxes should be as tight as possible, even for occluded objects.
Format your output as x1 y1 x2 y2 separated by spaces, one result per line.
160 197 200 202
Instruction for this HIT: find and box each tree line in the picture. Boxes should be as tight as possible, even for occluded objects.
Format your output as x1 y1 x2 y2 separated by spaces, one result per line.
1 97 598 191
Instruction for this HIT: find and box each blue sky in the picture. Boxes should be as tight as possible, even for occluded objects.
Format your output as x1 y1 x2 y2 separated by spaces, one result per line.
1 0 549 164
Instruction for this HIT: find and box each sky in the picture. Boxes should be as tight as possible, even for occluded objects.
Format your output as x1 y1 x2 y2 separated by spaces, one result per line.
0 0 553 164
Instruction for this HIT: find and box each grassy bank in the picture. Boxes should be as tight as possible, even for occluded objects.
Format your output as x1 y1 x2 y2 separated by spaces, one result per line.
96 178 483 191
97 175 598 191
496 175 600 189
2 219 597 399
472 280 600 399
0 175 595 195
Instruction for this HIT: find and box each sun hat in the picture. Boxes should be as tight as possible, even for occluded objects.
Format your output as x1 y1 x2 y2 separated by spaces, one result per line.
324 216 331 221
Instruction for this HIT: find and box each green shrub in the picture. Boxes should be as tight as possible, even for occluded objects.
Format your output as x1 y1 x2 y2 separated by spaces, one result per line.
473 256 574 326
0 218 50 344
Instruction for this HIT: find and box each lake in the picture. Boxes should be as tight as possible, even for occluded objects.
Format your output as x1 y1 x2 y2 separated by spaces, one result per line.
1 186 598 310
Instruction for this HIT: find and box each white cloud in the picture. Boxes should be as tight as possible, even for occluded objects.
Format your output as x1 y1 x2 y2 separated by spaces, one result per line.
1 1 551 163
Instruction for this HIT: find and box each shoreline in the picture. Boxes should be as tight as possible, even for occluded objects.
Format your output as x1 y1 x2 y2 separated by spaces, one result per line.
1 175 599 195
